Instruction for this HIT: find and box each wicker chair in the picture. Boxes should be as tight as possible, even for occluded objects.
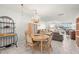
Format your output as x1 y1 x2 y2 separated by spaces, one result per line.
25 23 39 53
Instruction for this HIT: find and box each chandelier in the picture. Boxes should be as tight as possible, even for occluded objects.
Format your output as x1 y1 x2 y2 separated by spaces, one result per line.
32 9 40 23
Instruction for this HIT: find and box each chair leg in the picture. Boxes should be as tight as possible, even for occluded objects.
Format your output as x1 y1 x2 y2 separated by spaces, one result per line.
48 45 52 54
41 41 43 53
48 46 50 54
32 45 34 54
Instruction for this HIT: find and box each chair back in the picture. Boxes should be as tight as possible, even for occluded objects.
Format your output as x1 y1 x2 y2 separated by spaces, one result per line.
26 32 33 44
28 23 35 39
25 23 34 46
48 32 53 46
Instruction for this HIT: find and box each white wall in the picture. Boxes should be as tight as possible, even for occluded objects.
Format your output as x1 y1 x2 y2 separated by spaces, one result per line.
0 5 32 46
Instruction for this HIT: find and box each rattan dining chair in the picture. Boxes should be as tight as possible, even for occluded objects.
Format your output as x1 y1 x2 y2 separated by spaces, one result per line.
25 23 39 53
43 32 53 53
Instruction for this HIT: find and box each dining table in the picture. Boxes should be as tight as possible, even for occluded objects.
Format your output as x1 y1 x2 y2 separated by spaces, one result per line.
32 31 52 53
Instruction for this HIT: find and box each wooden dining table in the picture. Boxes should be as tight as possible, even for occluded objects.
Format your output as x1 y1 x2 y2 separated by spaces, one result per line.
32 34 49 53
32 32 52 53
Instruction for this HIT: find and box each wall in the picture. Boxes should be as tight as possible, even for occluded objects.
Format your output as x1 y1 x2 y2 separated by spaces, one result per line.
0 5 31 46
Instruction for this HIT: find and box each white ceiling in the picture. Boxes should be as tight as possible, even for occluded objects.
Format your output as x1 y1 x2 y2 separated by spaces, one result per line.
24 4 79 15
0 4 79 23
23 4 79 23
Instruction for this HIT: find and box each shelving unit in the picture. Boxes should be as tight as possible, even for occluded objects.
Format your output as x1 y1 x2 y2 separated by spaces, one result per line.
0 16 18 48
76 17 79 47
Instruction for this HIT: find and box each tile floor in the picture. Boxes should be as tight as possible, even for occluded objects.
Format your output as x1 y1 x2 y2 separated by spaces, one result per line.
0 35 79 54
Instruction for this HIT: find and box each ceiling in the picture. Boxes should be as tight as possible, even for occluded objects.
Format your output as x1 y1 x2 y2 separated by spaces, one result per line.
23 4 79 23
0 4 79 23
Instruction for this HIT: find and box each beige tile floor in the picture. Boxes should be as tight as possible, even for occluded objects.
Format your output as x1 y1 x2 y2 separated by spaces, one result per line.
0 35 79 54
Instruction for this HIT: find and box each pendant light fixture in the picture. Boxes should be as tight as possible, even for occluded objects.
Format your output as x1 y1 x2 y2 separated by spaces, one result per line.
32 9 40 23
21 4 24 17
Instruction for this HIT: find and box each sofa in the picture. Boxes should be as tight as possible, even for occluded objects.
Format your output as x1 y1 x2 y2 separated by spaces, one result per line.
52 32 63 41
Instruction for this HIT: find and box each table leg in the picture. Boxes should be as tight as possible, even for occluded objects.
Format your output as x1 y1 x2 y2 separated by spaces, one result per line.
41 41 43 53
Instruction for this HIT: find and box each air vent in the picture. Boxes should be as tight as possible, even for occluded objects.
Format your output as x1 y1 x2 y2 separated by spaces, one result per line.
58 13 64 16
